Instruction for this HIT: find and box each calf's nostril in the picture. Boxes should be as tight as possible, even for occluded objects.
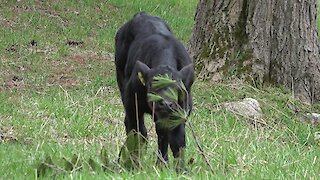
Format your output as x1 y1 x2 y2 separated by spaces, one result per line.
160 101 174 108
159 101 165 107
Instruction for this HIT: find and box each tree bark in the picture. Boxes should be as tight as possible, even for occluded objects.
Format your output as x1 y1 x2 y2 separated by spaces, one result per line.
188 0 320 104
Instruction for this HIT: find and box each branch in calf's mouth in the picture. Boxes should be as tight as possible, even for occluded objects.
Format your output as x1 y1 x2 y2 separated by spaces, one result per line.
147 74 189 130
156 109 188 130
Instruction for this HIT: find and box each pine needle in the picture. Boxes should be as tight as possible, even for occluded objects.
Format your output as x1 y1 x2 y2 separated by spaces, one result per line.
147 93 163 102
178 80 187 94
152 74 176 90
163 88 178 101
157 107 188 130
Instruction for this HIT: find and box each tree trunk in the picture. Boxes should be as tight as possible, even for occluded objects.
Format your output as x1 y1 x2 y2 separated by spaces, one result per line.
188 0 320 104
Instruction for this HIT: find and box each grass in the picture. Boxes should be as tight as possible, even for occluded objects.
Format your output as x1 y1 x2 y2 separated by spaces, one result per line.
1 0 320 179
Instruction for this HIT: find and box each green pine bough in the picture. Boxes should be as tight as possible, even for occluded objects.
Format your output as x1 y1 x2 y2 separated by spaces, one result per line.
148 74 189 130
151 74 176 90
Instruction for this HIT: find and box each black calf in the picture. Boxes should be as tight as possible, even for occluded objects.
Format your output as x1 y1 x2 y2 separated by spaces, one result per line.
115 12 194 167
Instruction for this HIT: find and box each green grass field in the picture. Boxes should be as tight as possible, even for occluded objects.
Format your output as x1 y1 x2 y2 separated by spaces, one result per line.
1 0 320 179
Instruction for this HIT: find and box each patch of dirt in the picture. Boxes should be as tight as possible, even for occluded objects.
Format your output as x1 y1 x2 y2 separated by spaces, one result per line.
36 4 70 27
70 54 86 65
95 6 102 13
5 75 25 89
66 40 84 47
13 4 32 14
1 19 17 28
49 67 80 87
34 44 57 56
5 44 19 53
50 60 66 67
48 50 113 87
0 126 17 143
107 4 119 11
29 39 38 47
69 51 113 64
16 64 31 72
50 76 79 87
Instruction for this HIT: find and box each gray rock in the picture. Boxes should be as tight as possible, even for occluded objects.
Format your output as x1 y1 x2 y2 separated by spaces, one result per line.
222 98 263 120
302 113 320 125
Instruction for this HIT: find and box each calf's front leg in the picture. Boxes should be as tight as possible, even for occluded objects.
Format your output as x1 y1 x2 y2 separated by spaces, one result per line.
168 124 186 172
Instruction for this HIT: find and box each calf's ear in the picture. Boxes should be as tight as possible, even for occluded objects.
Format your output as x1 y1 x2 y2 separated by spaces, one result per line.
136 61 150 86
179 64 194 89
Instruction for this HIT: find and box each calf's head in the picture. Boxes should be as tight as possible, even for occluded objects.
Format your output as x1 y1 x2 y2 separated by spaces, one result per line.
136 61 194 119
